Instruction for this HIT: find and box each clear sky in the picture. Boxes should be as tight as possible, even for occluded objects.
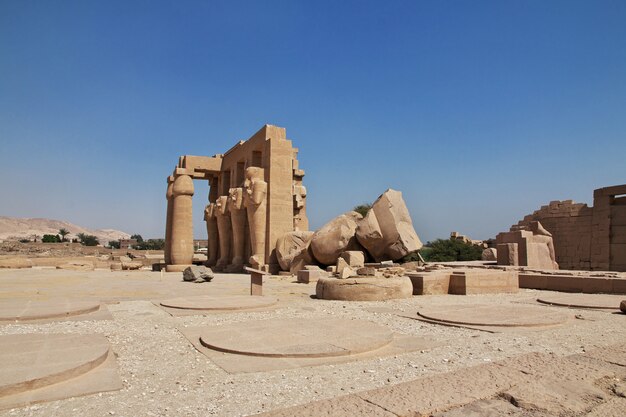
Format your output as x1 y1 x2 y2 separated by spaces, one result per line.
1 0 625 242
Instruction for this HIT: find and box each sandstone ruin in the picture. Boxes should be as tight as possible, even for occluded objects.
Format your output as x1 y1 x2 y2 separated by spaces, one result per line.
164 125 308 273
510 184 626 271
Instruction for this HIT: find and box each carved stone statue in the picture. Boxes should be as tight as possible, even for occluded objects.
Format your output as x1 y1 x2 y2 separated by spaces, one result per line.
526 221 558 269
214 195 232 271
226 187 246 272
243 167 267 268
203 203 219 267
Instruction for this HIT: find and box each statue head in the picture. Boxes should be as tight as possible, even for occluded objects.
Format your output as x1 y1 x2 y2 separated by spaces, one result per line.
215 196 229 215
228 187 244 210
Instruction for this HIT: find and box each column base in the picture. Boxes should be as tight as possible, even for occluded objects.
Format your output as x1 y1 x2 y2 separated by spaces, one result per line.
165 264 192 272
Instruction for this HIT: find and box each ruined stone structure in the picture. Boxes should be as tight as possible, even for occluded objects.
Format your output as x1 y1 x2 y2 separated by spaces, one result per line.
496 221 559 270
511 184 626 271
164 125 308 272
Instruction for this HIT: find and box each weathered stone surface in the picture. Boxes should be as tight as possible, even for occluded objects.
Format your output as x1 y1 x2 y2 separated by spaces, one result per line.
310 211 362 265
481 247 497 261
340 251 365 268
316 276 413 301
183 265 214 283
621 300 626 313
336 257 349 276
357 266 377 276
497 221 558 269
356 189 422 262
338 265 356 279
56 261 94 271
121 261 142 270
296 268 326 284
0 258 32 269
276 231 314 271
110 262 122 271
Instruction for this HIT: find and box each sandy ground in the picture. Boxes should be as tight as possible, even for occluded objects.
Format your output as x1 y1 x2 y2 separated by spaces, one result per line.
0 268 625 416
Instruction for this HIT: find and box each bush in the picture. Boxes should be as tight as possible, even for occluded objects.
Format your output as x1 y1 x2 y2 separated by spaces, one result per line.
130 234 144 243
19 238 30 243
133 239 165 250
42 234 60 243
77 233 99 246
108 240 120 249
353 204 372 217
420 239 483 262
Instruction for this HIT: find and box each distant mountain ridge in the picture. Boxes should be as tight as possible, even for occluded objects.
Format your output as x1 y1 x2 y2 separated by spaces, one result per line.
0 216 131 245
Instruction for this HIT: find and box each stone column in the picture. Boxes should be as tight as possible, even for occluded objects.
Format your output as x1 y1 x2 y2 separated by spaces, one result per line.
167 175 195 272
243 167 267 268
214 195 232 271
226 187 246 272
164 179 174 265
204 203 219 267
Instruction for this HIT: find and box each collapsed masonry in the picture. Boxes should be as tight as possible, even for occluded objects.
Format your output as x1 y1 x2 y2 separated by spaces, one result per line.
508 184 626 272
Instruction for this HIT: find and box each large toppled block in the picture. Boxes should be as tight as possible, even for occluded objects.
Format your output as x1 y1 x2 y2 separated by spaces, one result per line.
275 231 314 271
356 189 422 262
310 211 362 265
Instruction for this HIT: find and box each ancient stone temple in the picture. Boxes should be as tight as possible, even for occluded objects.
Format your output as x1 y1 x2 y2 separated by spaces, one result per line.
164 125 308 272
508 184 626 271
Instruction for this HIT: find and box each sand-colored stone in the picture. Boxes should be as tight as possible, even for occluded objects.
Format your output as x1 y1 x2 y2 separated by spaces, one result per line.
315 276 413 301
621 300 626 313
167 174 194 272
214 195 232 271
356 189 423 262
0 333 121 410
166 125 310 273
244 167 268 268
164 179 174 265
203 202 219 266
56 260 94 271
199 318 393 358
0 299 102 322
0 258 32 269
537 293 626 310
160 295 277 311
310 211 362 265
296 268 326 284
497 221 558 269
449 270 518 295
340 251 365 268
227 187 247 272
519 272 626 294
275 230 314 271
407 272 451 295
481 247 497 261
417 304 569 328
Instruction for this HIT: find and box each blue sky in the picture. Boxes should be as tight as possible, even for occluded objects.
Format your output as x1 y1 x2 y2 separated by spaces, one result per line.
1 0 625 241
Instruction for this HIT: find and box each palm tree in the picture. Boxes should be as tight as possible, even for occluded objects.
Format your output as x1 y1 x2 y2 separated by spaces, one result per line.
58 228 70 242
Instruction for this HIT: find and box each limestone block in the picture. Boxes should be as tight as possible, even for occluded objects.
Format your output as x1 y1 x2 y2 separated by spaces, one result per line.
481 248 497 261
289 244 315 274
276 230 314 271
340 251 365 268
0 258 33 269
620 300 626 313
336 257 349 276
339 265 356 279
310 211 363 265
183 266 214 283
297 268 327 284
357 266 377 276
407 272 451 295
110 262 122 271
356 189 422 262
449 270 519 295
497 243 519 266
121 261 142 270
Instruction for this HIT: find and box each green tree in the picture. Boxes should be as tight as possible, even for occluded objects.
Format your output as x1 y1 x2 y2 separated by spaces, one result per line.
353 203 372 217
130 234 144 243
77 233 99 246
420 239 483 262
108 240 120 249
133 239 165 250
58 228 70 242
42 234 60 243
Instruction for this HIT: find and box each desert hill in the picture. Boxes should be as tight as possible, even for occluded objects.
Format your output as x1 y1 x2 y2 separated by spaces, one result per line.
0 216 131 245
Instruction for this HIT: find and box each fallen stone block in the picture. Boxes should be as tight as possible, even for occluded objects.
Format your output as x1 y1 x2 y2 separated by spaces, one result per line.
183 265 214 283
